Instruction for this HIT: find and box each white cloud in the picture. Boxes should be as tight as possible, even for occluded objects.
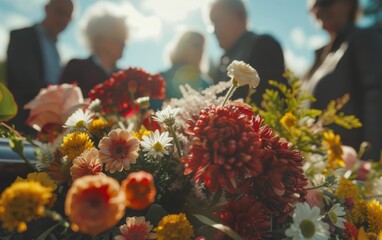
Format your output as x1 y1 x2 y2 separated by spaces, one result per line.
284 49 309 77
122 3 162 42
307 35 327 49
290 27 306 48
141 0 204 22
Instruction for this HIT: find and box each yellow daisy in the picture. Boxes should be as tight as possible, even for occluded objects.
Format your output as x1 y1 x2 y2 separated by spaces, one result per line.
61 132 94 161
322 131 345 171
280 112 298 129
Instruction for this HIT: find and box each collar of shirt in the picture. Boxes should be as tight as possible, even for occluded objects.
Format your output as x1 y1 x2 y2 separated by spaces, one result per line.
91 55 119 76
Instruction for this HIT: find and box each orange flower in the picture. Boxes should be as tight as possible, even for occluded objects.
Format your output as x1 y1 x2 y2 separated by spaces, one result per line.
70 149 104 181
65 175 126 236
121 171 156 210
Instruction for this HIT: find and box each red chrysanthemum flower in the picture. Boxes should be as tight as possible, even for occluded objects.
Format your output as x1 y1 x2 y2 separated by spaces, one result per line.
240 124 308 218
216 196 271 240
344 222 358 239
182 102 265 193
88 68 165 116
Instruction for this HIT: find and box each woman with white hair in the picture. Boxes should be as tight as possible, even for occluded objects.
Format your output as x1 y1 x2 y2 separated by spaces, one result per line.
60 2 128 96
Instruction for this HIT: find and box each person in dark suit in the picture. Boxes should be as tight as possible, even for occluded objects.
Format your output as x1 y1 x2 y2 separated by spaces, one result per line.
6 0 74 135
304 0 382 159
208 0 285 105
60 2 128 96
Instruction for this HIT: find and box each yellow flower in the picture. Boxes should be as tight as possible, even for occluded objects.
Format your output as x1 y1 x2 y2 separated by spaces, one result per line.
352 199 367 224
15 172 57 191
61 132 94 161
335 177 360 200
88 118 110 137
133 126 151 141
15 172 57 208
154 213 194 240
322 131 345 171
280 112 298 129
0 181 53 232
366 200 382 233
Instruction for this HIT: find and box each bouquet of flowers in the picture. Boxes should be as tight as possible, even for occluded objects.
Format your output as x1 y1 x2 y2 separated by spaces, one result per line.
1 61 382 240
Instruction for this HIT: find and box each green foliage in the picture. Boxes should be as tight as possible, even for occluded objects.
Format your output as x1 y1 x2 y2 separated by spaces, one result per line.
0 83 18 122
256 70 361 155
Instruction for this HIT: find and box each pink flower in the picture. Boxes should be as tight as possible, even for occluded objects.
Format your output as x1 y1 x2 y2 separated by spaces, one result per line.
24 84 87 131
357 162 371 181
342 145 358 170
70 149 104 181
305 189 324 209
115 216 156 240
99 129 140 173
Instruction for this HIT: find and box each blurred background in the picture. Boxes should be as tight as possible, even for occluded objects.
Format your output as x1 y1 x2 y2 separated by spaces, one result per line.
0 0 381 78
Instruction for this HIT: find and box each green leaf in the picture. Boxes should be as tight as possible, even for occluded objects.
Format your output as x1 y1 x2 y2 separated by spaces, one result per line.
0 83 18 122
193 214 244 240
36 222 61 240
9 136 24 155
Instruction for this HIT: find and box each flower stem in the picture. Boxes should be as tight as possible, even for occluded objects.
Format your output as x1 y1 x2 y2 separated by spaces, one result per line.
305 184 326 190
169 125 182 158
221 82 237 106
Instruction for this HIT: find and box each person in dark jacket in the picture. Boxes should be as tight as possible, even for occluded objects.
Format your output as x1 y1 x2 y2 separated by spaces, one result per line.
304 0 382 159
60 2 128 96
6 0 74 134
208 0 285 105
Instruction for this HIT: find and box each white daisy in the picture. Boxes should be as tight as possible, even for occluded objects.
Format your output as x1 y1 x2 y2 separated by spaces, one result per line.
64 109 94 129
328 203 347 228
136 96 150 109
152 106 180 128
88 98 102 113
285 202 330 240
141 130 173 159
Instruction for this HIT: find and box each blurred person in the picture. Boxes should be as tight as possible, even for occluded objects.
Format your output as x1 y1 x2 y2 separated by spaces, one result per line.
60 1 128 96
6 0 74 134
160 30 212 100
208 0 285 105
303 0 382 159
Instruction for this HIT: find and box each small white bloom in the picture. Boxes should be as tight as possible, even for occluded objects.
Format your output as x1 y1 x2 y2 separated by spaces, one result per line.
285 202 330 240
88 98 102 113
64 109 94 129
227 60 260 88
136 96 150 109
152 106 180 127
141 130 173 159
328 203 347 228
35 143 56 170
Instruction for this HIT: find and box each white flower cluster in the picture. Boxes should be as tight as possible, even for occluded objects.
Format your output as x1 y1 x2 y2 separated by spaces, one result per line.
165 81 231 129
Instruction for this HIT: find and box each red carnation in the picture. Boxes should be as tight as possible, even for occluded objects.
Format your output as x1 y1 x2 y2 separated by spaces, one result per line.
88 68 165 115
241 124 308 218
216 196 271 240
183 102 265 193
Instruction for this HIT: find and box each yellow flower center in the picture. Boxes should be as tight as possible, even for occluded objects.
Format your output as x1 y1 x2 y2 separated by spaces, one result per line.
300 219 315 238
329 211 338 224
153 141 164 152
74 120 86 128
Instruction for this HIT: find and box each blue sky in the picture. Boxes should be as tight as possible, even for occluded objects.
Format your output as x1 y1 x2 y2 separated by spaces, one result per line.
0 0 372 77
